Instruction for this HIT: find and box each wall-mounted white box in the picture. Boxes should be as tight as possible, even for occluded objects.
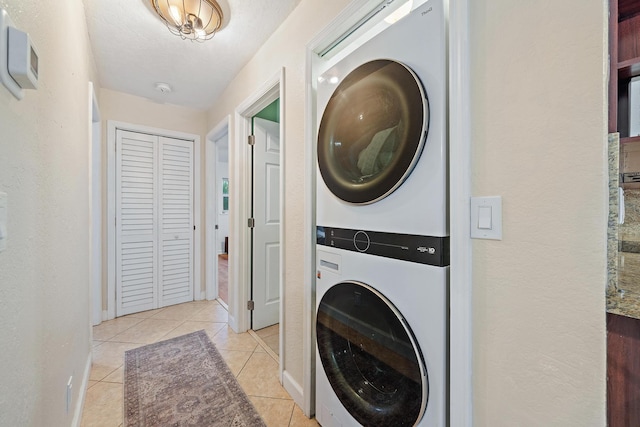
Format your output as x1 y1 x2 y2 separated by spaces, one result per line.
0 8 39 99
7 26 39 89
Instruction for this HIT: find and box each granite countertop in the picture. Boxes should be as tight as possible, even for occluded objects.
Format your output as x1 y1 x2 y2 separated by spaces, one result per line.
604 133 640 319
607 251 640 319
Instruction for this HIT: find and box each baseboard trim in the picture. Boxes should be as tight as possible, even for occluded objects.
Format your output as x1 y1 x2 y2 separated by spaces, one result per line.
283 370 304 410
228 314 239 333
71 352 92 427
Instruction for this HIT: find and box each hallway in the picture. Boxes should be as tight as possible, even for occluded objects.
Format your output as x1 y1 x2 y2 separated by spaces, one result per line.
82 300 316 426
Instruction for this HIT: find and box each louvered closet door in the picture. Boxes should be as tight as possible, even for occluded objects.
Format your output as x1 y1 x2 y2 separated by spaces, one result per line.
116 130 158 316
158 137 194 307
115 131 194 317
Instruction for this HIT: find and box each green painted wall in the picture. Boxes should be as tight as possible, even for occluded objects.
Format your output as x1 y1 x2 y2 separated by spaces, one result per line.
255 98 280 122
252 99 279 132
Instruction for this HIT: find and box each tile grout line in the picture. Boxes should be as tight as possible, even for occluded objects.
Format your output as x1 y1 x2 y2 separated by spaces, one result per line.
94 317 144 342
156 318 188 342
234 346 255 378
286 400 296 427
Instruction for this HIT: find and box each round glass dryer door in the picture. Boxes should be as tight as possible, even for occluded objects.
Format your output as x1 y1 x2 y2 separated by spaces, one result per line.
317 59 429 204
316 281 428 426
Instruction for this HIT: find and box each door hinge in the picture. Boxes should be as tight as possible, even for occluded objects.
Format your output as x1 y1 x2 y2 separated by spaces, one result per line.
248 135 255 146
215 224 219 230
193 225 196 231
247 300 255 311
248 218 255 228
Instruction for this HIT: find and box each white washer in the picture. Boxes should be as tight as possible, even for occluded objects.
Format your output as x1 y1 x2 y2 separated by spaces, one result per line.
315 247 448 427
316 0 447 238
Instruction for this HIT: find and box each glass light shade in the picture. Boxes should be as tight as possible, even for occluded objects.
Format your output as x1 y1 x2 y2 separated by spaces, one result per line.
151 0 223 41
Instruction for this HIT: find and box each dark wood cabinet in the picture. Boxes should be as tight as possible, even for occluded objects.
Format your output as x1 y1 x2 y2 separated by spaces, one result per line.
609 0 640 138
609 5 640 424
607 313 640 427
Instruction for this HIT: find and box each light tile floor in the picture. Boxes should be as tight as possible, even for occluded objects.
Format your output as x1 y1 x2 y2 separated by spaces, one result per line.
81 300 318 427
254 323 280 356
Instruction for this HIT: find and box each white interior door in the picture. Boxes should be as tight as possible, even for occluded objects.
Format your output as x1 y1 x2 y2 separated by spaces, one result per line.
115 130 194 316
252 117 280 330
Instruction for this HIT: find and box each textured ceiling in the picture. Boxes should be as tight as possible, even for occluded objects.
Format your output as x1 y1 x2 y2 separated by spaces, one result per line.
82 0 302 110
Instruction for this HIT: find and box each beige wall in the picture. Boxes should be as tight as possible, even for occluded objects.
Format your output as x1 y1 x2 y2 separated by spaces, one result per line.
0 0 99 425
470 0 607 425
99 88 209 137
98 88 209 304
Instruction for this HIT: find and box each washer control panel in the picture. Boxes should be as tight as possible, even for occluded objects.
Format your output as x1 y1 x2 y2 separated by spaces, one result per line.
317 226 449 267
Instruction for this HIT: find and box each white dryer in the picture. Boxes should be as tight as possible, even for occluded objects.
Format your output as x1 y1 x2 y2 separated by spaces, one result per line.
315 246 448 427
316 0 448 238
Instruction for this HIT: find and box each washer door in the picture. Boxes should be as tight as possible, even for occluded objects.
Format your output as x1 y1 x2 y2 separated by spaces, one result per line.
317 59 429 204
316 281 428 426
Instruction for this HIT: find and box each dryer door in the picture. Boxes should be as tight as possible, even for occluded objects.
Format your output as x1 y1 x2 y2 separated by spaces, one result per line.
316 281 428 426
317 60 429 204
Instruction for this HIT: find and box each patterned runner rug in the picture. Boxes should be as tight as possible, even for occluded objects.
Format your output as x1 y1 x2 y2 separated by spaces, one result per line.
124 330 266 426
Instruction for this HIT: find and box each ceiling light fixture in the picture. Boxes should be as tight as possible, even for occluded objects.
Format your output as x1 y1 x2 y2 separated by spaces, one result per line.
150 0 223 42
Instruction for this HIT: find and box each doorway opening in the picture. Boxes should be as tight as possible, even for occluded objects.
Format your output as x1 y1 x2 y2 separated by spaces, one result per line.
89 82 102 326
214 133 230 308
249 100 281 358
206 117 230 309
232 70 284 370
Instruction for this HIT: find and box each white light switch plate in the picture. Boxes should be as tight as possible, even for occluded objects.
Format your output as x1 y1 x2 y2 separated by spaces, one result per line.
471 196 502 240
0 192 7 252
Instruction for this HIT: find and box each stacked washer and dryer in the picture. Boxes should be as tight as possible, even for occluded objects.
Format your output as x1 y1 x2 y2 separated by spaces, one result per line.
314 1 449 426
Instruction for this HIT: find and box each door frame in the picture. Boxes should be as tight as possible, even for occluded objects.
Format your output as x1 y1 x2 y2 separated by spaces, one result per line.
89 82 102 325
304 0 473 421
106 120 202 320
230 68 284 359
447 0 473 424
205 116 230 301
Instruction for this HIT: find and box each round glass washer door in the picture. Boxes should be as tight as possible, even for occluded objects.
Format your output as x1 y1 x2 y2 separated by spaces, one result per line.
316 281 428 426
317 59 429 204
